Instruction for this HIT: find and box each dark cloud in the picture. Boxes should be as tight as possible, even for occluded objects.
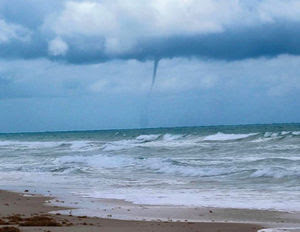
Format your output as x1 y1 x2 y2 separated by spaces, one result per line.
133 22 300 61
1 22 300 64
1 0 300 64
0 0 63 28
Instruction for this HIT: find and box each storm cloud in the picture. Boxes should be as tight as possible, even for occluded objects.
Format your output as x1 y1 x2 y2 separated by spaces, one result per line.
1 0 300 63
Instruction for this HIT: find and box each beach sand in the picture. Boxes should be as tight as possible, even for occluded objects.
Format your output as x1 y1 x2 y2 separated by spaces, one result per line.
0 190 264 232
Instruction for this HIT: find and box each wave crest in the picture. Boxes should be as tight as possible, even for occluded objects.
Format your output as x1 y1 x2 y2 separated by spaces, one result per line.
203 132 258 141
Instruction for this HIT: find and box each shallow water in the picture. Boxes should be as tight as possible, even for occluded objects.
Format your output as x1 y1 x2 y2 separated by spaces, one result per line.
0 124 300 211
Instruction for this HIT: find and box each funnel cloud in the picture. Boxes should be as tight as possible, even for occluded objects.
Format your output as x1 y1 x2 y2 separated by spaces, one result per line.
151 59 160 91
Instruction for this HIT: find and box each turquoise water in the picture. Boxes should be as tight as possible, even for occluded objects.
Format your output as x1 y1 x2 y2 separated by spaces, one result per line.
0 123 300 211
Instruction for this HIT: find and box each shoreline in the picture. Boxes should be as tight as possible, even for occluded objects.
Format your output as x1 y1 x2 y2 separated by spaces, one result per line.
1 189 300 232
48 195 300 225
0 189 265 232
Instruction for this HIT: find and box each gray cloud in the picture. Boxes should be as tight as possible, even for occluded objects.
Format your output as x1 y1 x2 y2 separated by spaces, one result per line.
1 0 300 64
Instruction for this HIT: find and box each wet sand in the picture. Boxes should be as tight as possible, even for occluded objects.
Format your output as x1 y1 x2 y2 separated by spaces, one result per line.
0 190 263 232
52 197 300 226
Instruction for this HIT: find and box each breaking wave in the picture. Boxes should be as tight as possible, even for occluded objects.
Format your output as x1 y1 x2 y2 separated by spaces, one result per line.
202 132 258 141
250 167 300 179
1 124 300 211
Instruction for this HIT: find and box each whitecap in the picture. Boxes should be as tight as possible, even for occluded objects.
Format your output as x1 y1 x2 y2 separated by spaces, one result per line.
203 132 257 141
136 134 161 142
55 154 135 169
250 167 299 179
162 134 184 141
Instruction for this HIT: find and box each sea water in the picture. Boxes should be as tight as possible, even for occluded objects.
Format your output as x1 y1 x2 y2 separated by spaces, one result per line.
0 124 300 211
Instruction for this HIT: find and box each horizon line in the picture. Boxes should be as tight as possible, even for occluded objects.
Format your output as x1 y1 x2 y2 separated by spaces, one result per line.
1 122 300 135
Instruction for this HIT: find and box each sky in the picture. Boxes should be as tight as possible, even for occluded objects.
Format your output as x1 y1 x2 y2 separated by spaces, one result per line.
1 0 300 132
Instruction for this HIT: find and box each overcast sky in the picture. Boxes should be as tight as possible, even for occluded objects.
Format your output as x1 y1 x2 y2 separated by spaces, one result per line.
1 0 300 132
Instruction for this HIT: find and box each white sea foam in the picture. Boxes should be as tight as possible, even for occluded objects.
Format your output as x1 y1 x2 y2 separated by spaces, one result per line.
251 138 271 143
1 127 300 212
102 134 162 152
136 134 161 142
203 132 257 141
250 167 300 178
102 139 137 151
281 131 291 135
141 158 236 177
102 134 197 151
55 154 135 169
0 140 96 152
0 140 61 149
101 130 300 152
69 141 99 151
251 131 294 142
162 133 184 141
259 228 300 232
264 132 284 138
85 188 300 211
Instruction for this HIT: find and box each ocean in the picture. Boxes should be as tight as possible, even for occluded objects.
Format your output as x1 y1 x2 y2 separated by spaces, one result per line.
0 123 300 212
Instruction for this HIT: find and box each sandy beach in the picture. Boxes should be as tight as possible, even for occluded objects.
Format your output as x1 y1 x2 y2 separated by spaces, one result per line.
0 189 265 232
1 189 300 232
